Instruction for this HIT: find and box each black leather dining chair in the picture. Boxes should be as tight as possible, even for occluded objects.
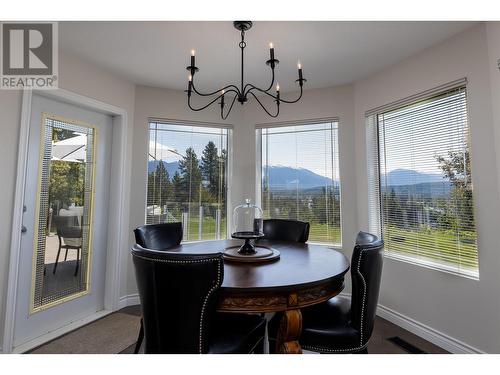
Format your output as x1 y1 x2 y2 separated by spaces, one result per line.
131 245 266 353
133 222 184 352
134 222 183 250
260 219 310 243
268 231 384 353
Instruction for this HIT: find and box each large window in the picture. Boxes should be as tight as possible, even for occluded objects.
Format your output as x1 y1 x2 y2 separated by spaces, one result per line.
367 81 479 278
258 121 341 246
147 122 229 241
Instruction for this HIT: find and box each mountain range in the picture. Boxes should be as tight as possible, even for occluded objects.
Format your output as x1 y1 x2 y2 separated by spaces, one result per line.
383 168 445 186
148 161 446 189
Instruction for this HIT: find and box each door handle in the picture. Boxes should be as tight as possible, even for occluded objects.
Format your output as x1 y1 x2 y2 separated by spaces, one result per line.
21 225 27 233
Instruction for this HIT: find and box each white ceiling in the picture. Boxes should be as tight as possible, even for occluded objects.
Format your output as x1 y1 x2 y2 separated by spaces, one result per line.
60 21 475 92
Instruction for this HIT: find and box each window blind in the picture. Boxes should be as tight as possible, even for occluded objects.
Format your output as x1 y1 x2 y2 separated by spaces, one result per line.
367 85 478 277
147 122 229 241
259 122 341 246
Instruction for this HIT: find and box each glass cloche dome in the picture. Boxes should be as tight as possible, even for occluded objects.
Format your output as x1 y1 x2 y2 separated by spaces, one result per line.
232 199 264 254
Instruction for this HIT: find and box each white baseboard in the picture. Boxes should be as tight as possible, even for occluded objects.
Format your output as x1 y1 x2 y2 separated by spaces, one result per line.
376 304 484 354
338 292 484 354
118 293 140 310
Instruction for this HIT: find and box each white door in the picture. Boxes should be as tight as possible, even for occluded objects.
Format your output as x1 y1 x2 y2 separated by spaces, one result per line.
13 93 113 350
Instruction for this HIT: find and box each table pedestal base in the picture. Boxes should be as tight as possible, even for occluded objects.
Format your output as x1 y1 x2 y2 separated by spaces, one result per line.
276 309 303 354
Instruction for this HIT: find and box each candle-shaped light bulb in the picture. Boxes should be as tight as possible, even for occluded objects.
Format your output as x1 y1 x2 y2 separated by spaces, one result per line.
298 61 303 81
276 83 280 102
298 61 302 69
269 42 275 60
276 83 280 91
222 89 225 94
187 74 192 96
190 49 195 67
221 90 225 107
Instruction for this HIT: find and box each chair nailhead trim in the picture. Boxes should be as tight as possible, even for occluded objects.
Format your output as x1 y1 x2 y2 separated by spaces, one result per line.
198 259 222 353
302 247 369 354
133 254 222 353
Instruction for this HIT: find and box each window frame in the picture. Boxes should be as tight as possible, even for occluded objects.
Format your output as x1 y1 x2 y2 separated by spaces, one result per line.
365 79 480 279
255 117 343 248
146 118 233 243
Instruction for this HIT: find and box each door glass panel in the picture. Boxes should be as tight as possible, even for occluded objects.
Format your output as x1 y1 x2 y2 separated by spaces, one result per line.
31 114 96 312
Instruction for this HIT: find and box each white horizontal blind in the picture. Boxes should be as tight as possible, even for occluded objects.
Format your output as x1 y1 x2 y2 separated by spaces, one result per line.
260 122 341 246
366 114 382 238
147 122 228 241
372 86 478 277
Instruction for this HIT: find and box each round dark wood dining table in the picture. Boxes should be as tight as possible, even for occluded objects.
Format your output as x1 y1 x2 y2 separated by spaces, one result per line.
166 238 350 354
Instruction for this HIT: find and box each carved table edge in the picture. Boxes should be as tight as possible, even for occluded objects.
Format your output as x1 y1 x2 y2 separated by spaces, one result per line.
216 281 344 313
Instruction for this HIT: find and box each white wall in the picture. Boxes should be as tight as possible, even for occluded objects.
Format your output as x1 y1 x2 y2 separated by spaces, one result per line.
354 23 500 353
2 21 500 354
487 23 500 202
0 51 136 350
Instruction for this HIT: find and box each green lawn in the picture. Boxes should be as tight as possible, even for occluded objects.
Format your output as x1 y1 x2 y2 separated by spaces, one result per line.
169 216 477 272
184 217 227 241
384 226 478 270
308 223 342 245
182 216 341 245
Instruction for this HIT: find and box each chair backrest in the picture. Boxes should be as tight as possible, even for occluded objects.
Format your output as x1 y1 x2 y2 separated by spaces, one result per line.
261 219 310 243
52 215 82 238
133 222 183 250
349 231 384 346
131 245 224 353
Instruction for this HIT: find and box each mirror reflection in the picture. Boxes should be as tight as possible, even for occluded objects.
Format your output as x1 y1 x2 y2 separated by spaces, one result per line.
32 117 95 311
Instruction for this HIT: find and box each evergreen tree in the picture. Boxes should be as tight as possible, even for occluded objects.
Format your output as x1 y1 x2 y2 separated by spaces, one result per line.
201 141 219 197
436 147 475 232
385 189 404 228
148 161 170 207
217 149 227 203
178 147 202 201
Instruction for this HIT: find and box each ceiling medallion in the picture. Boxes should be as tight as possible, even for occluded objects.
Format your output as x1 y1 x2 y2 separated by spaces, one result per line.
186 21 306 119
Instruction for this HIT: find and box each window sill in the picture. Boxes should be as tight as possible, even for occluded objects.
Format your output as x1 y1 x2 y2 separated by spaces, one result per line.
308 241 342 250
383 251 479 280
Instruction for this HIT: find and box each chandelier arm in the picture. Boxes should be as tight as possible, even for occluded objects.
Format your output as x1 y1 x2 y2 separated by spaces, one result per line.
221 93 238 120
277 85 304 104
191 80 241 97
242 66 275 96
188 91 227 112
245 84 278 100
248 91 280 118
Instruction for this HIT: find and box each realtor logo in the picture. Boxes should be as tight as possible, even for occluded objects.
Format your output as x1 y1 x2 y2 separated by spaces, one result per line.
1 22 58 89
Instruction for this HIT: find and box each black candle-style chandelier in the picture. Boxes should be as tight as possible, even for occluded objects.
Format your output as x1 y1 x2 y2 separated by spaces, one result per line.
186 21 306 119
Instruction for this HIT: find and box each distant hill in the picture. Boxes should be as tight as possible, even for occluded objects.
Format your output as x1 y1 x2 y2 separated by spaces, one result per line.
382 181 452 198
263 165 335 189
147 162 450 196
384 169 445 186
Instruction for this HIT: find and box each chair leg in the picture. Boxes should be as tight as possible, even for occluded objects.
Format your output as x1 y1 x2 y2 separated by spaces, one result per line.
268 338 277 354
253 338 265 354
64 249 68 261
74 247 80 276
53 245 62 274
134 319 144 354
